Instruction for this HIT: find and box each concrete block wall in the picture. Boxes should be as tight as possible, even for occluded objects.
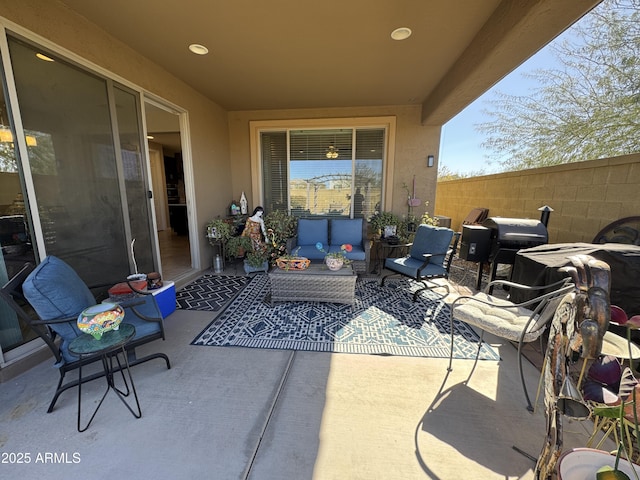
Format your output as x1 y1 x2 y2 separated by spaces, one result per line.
434 154 640 243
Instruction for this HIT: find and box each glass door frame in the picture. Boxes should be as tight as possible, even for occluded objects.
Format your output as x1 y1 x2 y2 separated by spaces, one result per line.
0 23 198 365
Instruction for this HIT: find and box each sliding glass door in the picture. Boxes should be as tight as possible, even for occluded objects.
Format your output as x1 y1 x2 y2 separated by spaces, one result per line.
7 35 155 286
0 35 157 359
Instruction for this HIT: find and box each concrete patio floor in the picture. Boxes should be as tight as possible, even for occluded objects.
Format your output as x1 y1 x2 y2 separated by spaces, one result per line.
0 272 609 479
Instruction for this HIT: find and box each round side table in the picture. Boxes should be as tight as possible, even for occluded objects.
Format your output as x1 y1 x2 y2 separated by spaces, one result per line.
68 322 141 432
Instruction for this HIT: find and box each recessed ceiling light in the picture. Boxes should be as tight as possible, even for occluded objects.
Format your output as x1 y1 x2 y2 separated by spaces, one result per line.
188 44 209 55
35 52 55 62
391 27 412 41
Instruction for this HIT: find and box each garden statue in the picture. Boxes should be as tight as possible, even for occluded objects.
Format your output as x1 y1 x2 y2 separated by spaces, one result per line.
535 254 611 479
241 206 267 254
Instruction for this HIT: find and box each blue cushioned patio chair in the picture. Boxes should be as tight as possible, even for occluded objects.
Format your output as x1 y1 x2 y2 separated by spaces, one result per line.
0 256 171 413
380 224 460 301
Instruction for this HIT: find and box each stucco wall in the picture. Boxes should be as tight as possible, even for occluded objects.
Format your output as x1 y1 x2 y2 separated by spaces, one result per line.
0 0 233 268
434 154 640 243
228 105 441 218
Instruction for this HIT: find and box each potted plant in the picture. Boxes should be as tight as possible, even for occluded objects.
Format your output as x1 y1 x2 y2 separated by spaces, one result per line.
225 235 253 261
243 249 269 274
369 211 402 239
225 235 269 274
275 247 310 270
206 218 232 245
264 210 298 259
315 242 352 271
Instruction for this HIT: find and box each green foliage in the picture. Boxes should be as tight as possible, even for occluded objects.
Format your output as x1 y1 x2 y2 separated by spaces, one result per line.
369 211 403 235
437 164 488 181
206 218 233 244
418 201 439 227
225 235 253 260
264 210 297 242
477 0 640 172
245 250 268 268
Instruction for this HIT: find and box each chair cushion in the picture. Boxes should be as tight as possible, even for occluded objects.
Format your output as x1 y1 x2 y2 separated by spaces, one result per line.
328 244 366 261
330 218 363 246
297 219 328 247
22 255 162 365
22 256 95 320
120 295 163 339
294 245 327 260
453 293 542 343
410 225 453 267
384 256 446 278
22 256 95 364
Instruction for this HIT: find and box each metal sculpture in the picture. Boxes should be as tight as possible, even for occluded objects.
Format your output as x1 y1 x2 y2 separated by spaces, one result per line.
535 254 611 479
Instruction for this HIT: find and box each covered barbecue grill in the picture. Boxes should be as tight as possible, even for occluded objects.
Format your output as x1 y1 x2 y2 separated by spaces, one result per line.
460 216 548 290
483 217 548 259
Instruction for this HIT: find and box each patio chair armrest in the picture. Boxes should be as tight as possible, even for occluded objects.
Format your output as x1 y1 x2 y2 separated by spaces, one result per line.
484 277 571 293
478 278 574 309
30 314 78 326
418 253 434 269
286 236 298 253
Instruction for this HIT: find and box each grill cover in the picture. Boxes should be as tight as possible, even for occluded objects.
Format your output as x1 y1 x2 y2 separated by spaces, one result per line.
482 217 548 254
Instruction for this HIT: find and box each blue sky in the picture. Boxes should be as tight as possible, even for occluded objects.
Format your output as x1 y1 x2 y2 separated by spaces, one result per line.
439 34 569 175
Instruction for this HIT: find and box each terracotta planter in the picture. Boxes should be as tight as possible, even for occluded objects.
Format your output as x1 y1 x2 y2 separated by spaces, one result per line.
276 257 310 270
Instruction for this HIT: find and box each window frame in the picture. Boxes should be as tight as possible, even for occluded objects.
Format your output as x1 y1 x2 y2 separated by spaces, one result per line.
249 116 396 214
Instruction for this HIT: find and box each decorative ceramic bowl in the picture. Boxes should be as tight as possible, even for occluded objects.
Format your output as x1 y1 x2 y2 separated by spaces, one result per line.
77 303 125 340
557 448 640 479
276 257 310 270
325 257 344 271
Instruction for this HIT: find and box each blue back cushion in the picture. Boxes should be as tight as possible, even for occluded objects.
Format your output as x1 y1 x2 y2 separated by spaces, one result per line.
297 219 328 246
410 225 454 267
23 256 94 319
22 256 95 364
330 219 363 246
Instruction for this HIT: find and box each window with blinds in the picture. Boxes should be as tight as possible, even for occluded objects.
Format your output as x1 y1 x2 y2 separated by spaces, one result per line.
261 127 384 219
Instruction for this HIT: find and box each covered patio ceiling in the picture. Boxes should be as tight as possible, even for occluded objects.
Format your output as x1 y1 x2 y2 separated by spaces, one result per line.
59 0 601 125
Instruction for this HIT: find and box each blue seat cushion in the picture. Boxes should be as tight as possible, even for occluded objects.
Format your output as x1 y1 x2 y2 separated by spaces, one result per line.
410 225 454 267
327 244 366 261
120 296 163 339
297 219 328 246
384 256 447 278
330 219 363 247
293 245 326 260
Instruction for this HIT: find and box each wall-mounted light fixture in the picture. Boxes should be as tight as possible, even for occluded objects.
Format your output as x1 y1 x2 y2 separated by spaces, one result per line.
427 155 434 167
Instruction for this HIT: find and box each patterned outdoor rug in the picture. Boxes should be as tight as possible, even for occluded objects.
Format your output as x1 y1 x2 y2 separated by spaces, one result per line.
191 274 500 360
176 275 248 311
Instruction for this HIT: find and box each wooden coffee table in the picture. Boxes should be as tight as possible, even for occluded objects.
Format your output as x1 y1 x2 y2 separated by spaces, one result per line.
268 263 357 306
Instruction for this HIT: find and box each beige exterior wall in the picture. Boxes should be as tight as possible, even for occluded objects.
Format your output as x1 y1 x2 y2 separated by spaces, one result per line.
1 1 444 267
434 154 640 243
228 105 440 219
0 0 232 268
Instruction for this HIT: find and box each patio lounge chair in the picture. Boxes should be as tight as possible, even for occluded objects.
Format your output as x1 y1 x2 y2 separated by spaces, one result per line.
0 256 171 413
380 224 460 301
449 277 574 411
